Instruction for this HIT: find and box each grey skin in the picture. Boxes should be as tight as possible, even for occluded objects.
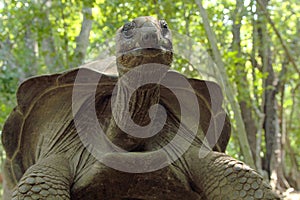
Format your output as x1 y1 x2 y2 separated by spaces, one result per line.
2 16 280 199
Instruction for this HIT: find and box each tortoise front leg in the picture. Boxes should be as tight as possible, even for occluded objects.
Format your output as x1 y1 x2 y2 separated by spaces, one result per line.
184 148 281 200
12 155 73 200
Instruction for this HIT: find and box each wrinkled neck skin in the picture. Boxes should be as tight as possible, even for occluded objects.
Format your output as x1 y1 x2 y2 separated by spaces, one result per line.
107 61 169 151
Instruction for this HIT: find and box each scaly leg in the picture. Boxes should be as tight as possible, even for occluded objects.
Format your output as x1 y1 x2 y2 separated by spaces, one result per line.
184 148 281 200
12 155 73 200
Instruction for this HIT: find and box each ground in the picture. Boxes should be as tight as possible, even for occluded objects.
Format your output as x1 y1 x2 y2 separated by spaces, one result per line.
283 189 300 200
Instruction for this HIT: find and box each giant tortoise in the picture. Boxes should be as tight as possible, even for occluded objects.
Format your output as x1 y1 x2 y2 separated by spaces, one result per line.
2 16 280 199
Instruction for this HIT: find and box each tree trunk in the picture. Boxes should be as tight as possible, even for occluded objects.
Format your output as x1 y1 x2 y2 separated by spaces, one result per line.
278 81 292 190
195 0 255 168
231 0 258 163
286 84 300 190
71 7 93 68
250 2 265 175
256 0 285 191
0 39 19 71
24 27 38 78
40 1 63 70
284 19 300 191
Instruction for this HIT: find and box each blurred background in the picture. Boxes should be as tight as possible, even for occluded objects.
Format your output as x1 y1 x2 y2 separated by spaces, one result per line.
0 0 299 199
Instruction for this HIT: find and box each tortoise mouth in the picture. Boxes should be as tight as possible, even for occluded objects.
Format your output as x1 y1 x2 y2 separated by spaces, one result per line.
118 47 173 57
116 47 173 69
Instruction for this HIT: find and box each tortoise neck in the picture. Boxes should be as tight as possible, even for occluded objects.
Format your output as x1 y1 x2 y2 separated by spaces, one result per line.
121 83 160 126
107 62 169 151
107 78 161 151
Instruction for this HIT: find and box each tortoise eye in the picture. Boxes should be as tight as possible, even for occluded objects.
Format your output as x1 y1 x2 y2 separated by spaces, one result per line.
160 20 169 35
122 21 136 38
160 20 168 29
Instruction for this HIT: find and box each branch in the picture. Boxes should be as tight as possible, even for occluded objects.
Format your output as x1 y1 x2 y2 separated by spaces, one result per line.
257 0 300 77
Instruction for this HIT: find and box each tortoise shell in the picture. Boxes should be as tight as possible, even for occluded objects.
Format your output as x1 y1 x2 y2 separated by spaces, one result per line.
2 57 230 190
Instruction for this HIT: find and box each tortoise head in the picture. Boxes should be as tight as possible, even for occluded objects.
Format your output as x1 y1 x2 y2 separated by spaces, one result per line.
115 16 173 75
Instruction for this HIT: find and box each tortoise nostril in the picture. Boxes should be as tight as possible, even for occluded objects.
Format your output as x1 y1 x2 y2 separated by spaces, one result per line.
141 32 158 46
144 34 149 40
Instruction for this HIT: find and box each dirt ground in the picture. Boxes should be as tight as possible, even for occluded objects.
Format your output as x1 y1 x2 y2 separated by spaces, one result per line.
283 190 300 200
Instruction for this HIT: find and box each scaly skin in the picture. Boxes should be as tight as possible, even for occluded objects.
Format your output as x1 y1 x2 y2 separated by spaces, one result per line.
11 156 72 200
184 148 280 199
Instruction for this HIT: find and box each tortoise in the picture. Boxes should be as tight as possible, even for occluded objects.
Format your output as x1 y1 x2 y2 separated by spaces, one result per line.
2 16 280 199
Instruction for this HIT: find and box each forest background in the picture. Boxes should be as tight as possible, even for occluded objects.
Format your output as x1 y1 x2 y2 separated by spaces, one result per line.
0 0 299 199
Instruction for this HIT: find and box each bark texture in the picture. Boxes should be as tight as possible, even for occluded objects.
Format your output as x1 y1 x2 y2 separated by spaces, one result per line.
195 0 255 168
71 7 93 68
231 0 258 162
